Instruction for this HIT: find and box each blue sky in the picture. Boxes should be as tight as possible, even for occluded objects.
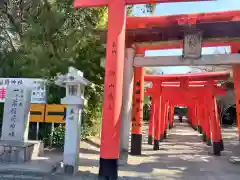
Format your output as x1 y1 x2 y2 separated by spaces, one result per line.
133 0 240 74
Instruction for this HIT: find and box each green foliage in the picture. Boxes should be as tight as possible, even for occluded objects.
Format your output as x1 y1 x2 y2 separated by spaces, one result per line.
52 124 65 148
1 0 105 136
51 112 101 148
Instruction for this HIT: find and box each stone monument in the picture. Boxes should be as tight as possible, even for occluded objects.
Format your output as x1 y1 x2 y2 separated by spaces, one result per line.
55 66 89 174
0 85 34 162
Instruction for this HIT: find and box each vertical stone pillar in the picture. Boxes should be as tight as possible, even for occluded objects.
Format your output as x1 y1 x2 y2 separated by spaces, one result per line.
119 48 135 164
99 0 126 179
130 67 144 155
231 45 240 141
63 104 83 174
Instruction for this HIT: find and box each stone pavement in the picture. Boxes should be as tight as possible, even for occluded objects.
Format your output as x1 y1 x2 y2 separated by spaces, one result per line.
1 121 240 179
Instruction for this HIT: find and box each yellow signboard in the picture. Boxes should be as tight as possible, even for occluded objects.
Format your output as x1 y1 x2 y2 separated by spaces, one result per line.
30 104 67 123
45 104 67 123
30 104 45 122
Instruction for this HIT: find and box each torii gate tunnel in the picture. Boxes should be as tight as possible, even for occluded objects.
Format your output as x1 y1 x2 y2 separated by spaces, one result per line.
143 72 228 155
73 0 240 179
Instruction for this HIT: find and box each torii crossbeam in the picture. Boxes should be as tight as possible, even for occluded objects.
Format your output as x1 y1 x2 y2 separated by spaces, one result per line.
75 0 213 7
74 0 215 179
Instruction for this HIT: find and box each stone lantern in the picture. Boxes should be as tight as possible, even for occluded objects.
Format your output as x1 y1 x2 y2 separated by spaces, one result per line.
55 66 89 174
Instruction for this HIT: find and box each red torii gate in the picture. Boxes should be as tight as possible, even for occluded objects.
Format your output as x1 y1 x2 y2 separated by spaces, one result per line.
74 0 225 179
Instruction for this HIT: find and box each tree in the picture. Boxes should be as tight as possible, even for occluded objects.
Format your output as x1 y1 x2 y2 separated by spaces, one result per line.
0 0 107 137
0 0 157 138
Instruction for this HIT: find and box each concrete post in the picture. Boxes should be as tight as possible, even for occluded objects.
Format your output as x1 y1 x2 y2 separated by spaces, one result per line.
119 48 135 164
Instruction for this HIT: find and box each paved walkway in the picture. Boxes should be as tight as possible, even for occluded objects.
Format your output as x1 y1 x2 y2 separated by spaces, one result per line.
75 121 240 180
1 121 240 179
117 122 240 180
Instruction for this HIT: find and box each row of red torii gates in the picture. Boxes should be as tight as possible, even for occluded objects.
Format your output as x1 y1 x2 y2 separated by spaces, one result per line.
74 0 240 179
143 72 228 154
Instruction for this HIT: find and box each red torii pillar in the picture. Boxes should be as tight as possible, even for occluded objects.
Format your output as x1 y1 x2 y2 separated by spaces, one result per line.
131 67 144 155
231 44 240 141
206 83 223 155
197 97 211 144
158 96 169 141
202 97 212 146
147 96 155 145
187 105 194 125
163 99 169 138
196 100 204 134
190 102 198 130
152 82 162 150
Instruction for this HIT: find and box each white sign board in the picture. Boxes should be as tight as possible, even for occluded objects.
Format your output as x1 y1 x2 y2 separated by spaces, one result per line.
1 86 32 141
0 78 47 103
183 31 202 59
